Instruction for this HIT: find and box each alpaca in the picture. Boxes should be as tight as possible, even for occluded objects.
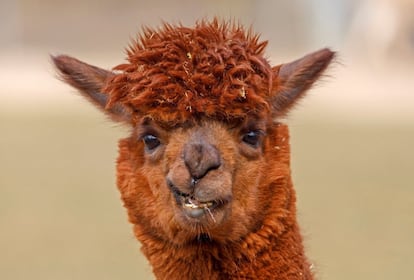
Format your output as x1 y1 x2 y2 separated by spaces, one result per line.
53 19 334 279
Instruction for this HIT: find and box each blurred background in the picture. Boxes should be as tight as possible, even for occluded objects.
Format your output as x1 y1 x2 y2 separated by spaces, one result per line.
1 0 413 279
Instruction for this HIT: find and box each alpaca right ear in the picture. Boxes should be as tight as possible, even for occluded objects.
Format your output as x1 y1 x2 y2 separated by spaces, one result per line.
52 55 131 123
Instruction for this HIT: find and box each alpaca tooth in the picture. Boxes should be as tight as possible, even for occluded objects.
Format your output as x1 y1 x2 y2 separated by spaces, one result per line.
184 198 200 209
185 203 200 209
183 198 215 211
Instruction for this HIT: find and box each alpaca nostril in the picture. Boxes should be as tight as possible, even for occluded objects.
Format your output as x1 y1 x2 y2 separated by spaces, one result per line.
166 178 175 189
184 142 221 180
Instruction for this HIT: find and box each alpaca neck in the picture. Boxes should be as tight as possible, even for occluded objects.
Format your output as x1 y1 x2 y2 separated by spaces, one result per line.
138 206 313 280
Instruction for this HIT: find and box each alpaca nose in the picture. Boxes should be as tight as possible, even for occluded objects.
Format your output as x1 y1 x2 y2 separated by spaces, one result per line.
183 141 221 180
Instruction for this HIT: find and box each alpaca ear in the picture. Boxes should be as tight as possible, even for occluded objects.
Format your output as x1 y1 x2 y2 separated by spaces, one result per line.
52 55 131 123
270 48 335 117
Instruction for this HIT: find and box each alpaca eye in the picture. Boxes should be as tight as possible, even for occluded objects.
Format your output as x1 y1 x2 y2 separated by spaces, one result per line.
143 134 161 151
242 131 261 147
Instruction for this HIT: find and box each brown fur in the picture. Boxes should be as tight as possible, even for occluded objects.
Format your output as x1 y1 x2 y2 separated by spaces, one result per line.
52 18 335 279
104 19 272 126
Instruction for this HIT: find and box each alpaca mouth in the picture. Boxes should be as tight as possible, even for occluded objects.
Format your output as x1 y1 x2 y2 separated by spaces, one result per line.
170 186 222 220
182 197 218 219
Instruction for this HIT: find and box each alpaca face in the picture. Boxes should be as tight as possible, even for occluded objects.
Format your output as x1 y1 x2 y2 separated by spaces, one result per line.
135 118 266 233
52 19 334 246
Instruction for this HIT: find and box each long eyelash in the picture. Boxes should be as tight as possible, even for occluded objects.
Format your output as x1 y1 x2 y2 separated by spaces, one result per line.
137 126 159 140
240 127 265 136
254 129 265 136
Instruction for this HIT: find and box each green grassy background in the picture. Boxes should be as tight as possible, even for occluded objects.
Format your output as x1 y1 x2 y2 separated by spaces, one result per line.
1 107 413 280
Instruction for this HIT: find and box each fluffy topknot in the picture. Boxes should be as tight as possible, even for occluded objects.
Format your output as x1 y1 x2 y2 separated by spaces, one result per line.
104 18 276 125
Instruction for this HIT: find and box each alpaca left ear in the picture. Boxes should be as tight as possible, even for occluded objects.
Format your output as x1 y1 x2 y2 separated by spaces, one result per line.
52 55 131 123
270 48 335 117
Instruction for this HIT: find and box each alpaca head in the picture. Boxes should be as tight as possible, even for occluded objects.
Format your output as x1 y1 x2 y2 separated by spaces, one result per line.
53 19 334 246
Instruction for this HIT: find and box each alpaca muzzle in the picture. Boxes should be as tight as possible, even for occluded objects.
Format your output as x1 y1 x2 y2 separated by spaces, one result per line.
167 177 225 220
166 134 231 222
